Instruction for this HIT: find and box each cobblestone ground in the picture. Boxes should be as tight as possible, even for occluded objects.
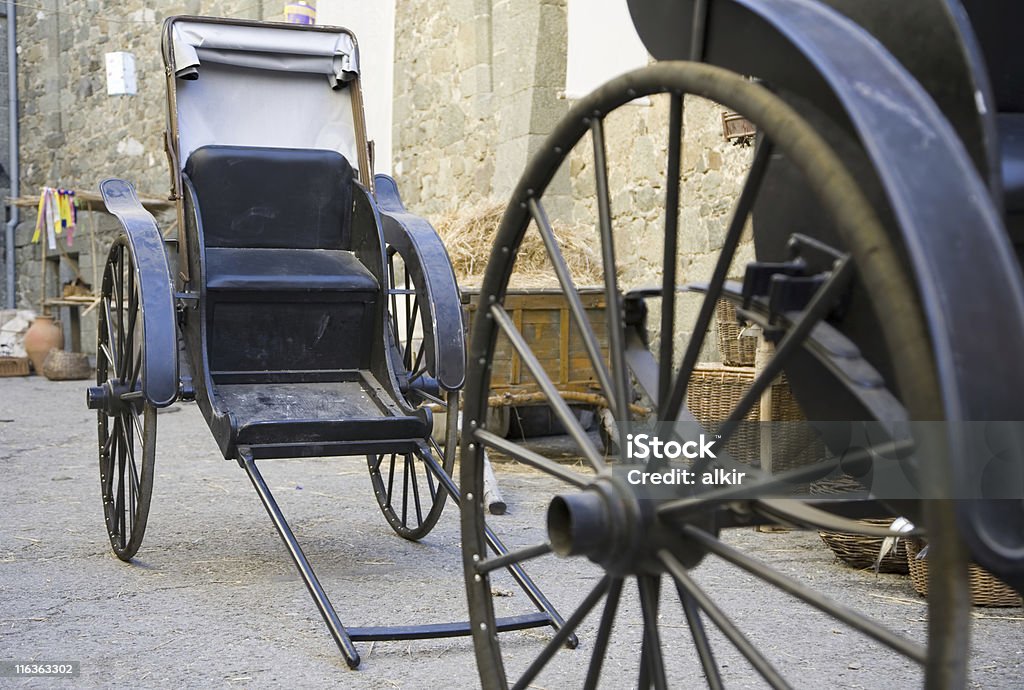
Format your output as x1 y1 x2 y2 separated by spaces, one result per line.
1 377 1022 688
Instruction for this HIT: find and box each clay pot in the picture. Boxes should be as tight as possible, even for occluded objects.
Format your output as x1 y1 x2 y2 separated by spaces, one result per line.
24 314 63 374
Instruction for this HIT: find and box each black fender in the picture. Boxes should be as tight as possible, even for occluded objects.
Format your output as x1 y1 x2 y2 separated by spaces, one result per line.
374 174 466 391
99 179 179 408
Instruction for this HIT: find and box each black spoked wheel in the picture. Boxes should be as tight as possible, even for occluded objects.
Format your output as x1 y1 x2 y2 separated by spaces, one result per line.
95 238 156 562
367 244 460 541
461 63 979 688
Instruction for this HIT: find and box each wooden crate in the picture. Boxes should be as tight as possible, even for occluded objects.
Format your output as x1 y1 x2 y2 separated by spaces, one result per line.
462 288 609 401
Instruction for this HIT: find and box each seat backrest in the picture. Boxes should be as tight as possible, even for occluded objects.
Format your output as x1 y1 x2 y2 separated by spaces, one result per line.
184 145 355 249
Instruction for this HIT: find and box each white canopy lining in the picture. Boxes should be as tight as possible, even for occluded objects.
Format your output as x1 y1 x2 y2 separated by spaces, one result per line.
171 20 360 84
175 63 360 174
169 20 363 174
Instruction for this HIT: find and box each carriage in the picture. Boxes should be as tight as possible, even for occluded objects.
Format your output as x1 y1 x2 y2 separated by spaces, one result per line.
455 1 1024 688
86 15 569 670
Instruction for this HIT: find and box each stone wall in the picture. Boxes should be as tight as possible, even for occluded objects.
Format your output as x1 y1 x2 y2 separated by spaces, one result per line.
11 1 283 344
391 0 570 216
392 1 752 359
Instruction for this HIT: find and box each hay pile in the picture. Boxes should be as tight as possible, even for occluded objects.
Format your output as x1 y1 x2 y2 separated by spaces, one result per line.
435 202 606 289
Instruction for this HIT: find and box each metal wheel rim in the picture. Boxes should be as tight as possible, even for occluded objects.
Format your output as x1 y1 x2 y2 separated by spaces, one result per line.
460 62 971 688
366 245 460 540
97 237 156 562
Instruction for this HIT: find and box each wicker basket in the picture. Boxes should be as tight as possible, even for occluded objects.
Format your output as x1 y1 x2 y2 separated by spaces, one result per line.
817 519 909 574
809 478 909 573
41 350 92 381
716 300 757 367
686 364 822 473
0 356 30 377
905 539 1023 607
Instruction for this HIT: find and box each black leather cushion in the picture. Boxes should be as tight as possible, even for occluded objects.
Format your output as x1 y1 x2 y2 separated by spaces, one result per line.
205 247 378 292
184 145 354 249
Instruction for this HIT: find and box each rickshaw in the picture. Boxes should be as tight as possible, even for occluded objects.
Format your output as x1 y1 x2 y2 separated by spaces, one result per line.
87 16 567 669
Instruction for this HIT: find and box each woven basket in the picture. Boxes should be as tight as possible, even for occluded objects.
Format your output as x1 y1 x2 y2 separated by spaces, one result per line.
0 356 30 377
817 519 909 573
41 350 92 381
686 365 822 473
716 300 757 367
809 478 909 572
905 539 1022 607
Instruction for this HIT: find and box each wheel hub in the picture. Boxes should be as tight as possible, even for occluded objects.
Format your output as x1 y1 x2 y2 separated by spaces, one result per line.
546 475 711 575
86 380 137 416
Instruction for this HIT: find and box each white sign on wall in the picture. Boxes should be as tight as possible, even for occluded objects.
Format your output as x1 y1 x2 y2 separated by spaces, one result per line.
565 0 650 100
105 52 138 96
316 0 397 175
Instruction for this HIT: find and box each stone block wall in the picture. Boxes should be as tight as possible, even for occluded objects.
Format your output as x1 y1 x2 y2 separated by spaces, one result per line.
392 0 570 216
392 1 753 360
11 1 280 342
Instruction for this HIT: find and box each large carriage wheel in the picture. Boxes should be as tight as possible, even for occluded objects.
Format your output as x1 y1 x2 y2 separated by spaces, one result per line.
461 63 972 688
93 238 156 562
367 243 460 541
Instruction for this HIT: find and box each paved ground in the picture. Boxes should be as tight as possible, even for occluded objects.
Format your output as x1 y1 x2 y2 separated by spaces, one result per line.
1 376 1023 688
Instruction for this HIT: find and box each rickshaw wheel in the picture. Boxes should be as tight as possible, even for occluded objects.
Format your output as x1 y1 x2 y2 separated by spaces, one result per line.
366 245 459 541
461 63 973 688
95 237 157 562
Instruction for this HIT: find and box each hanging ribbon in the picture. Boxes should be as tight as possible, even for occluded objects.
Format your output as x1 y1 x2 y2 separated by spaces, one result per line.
31 187 78 249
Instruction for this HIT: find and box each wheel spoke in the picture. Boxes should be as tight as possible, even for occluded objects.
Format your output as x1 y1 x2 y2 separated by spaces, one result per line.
660 549 791 689
637 575 669 690
474 428 589 488
490 304 605 472
402 454 411 525
386 454 397 508
115 413 128 546
682 525 926 661
410 455 424 526
411 344 427 382
121 260 138 382
678 583 724 690
529 197 616 416
388 253 403 360
475 542 552 575
511 575 610 690
591 117 632 425
405 299 420 371
122 413 142 500
664 138 774 422
114 247 126 380
658 93 684 417
102 299 120 376
424 458 438 501
583 577 624 690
